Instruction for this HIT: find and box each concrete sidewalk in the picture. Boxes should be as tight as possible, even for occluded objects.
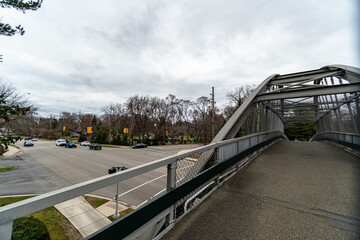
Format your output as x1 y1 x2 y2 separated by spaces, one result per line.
55 196 111 237
3 146 20 157
55 196 131 238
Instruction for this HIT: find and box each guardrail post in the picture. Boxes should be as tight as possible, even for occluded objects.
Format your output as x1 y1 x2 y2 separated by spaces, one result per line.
0 221 13 240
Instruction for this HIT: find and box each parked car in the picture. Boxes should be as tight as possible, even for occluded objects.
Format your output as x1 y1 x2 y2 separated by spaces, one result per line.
132 143 147 149
65 141 77 148
24 140 34 147
32 138 38 141
24 137 33 140
80 141 90 146
56 139 67 146
89 143 102 150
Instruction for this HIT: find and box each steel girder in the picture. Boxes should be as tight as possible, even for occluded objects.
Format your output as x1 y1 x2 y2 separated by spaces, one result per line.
212 64 360 142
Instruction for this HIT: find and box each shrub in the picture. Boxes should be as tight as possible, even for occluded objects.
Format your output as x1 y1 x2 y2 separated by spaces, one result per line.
111 134 122 145
143 137 151 146
78 134 87 142
12 216 50 240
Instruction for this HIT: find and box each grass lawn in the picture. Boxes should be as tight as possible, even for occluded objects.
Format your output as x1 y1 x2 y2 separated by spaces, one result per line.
0 166 15 172
83 195 109 208
0 195 34 207
107 208 134 221
0 196 82 240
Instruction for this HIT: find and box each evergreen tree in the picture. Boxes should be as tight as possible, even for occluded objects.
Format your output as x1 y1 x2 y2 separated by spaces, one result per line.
1 0 43 61
0 94 30 154
0 0 43 36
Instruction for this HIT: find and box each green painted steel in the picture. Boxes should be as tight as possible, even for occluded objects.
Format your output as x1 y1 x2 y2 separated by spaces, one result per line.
86 136 284 240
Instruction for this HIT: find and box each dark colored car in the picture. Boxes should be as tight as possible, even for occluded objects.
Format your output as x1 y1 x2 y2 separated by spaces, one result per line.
24 137 33 140
132 143 147 149
89 143 102 150
65 141 77 148
24 140 34 147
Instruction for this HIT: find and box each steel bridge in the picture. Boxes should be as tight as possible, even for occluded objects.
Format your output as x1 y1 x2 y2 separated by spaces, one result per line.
0 64 359 239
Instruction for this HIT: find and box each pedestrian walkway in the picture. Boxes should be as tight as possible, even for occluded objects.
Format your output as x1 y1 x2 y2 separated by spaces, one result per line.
96 201 129 217
55 197 111 237
55 196 131 238
3 146 20 157
164 141 360 239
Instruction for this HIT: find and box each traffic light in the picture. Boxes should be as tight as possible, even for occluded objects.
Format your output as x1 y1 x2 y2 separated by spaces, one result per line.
63 126 66 132
166 130 168 136
124 128 129 134
87 127 93 134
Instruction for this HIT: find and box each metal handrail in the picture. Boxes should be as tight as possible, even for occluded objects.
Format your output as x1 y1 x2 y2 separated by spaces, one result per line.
0 130 285 240
310 131 360 150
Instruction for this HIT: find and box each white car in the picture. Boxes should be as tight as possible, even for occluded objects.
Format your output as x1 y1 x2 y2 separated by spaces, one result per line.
80 141 90 146
56 139 67 146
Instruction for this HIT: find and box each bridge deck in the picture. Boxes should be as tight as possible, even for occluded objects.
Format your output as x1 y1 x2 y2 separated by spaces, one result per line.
164 140 360 239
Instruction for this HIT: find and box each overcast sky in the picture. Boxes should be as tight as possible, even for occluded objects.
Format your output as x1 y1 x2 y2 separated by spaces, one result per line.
1 0 359 117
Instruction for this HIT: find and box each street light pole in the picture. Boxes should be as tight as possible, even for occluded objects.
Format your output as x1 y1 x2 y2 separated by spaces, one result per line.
113 182 120 219
108 166 128 220
211 87 215 139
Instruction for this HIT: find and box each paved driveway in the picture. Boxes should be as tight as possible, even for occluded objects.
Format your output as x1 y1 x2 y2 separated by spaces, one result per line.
0 152 69 196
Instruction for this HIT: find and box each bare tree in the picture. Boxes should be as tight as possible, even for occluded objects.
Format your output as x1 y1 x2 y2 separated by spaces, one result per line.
192 96 212 143
224 84 256 119
101 103 129 143
126 95 151 142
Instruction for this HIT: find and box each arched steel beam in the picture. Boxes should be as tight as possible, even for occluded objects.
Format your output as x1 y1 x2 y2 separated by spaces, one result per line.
212 74 278 142
323 64 360 83
212 64 360 143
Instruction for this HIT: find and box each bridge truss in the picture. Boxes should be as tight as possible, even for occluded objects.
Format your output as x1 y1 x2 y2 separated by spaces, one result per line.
214 64 360 142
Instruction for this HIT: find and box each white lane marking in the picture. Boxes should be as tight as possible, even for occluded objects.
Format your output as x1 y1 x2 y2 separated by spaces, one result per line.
117 173 167 198
117 164 193 198
137 176 186 207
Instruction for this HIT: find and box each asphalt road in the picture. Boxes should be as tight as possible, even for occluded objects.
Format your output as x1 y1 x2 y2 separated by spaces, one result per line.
1 140 201 206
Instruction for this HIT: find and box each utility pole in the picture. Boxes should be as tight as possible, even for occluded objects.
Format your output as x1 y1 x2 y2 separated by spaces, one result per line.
211 86 215 139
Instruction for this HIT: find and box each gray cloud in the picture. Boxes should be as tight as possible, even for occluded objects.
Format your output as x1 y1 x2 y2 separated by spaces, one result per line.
0 0 358 117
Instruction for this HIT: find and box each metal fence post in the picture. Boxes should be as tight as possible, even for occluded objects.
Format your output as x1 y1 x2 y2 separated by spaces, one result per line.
166 162 177 226
167 162 177 191
0 221 13 240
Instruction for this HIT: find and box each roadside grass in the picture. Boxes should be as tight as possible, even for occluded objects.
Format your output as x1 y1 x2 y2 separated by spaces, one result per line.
0 195 34 207
83 195 109 208
0 166 15 171
107 208 134 221
0 196 82 240
101 144 124 148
